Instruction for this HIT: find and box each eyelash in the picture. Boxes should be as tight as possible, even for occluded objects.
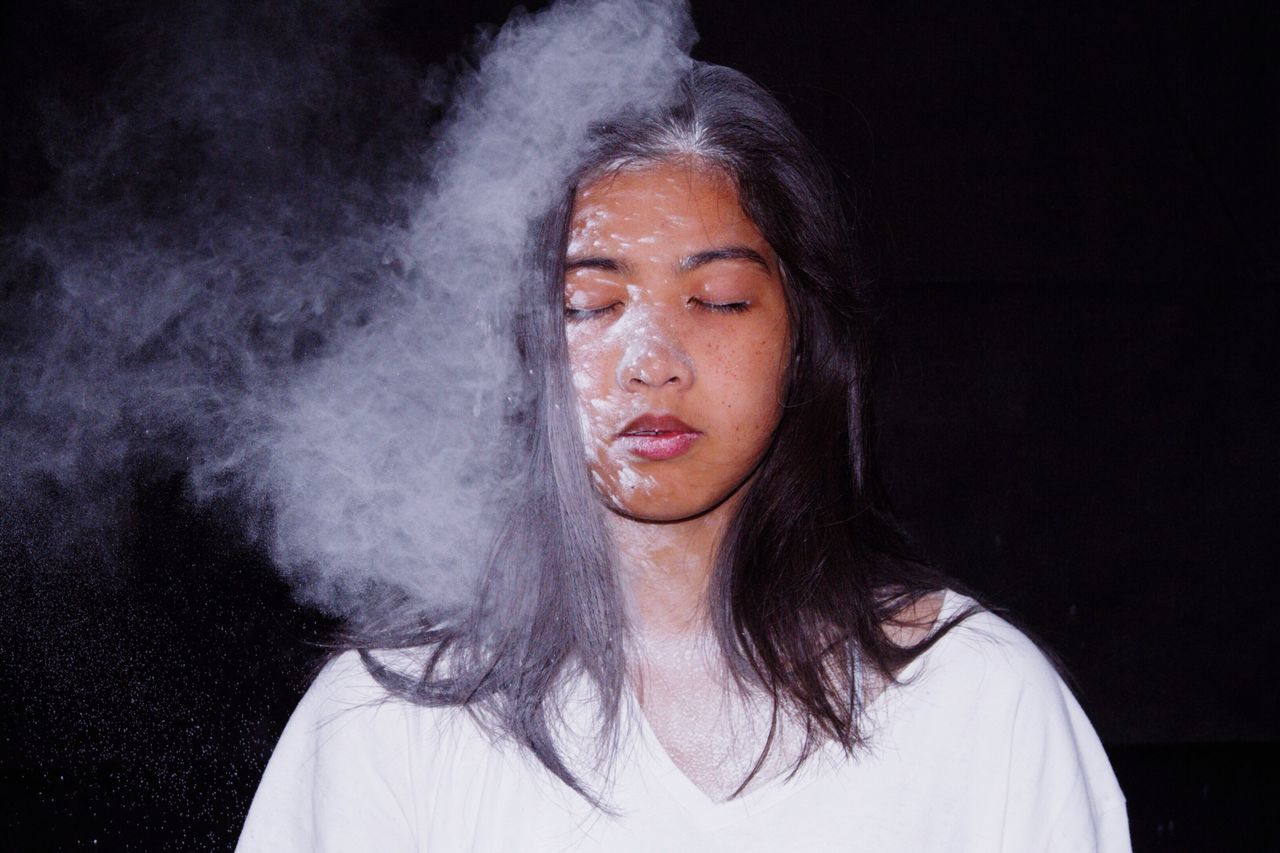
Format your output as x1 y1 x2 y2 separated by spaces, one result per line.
564 303 621 322
695 299 751 314
563 299 751 321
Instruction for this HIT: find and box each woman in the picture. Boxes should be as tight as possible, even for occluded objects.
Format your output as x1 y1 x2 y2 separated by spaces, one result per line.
238 65 1129 851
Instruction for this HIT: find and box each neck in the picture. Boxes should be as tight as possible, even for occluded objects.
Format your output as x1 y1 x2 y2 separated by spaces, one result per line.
607 498 737 643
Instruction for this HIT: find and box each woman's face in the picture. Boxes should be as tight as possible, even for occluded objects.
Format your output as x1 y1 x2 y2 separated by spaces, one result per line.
564 160 791 522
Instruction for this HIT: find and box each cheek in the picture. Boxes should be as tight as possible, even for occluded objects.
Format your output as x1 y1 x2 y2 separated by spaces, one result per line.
704 330 789 421
566 333 617 447
752 321 792 404
566 328 604 396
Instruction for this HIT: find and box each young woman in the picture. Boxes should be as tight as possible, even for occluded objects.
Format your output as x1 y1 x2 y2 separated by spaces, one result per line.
238 65 1130 851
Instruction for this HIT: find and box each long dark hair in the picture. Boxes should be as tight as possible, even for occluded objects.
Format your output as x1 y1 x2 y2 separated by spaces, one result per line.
350 63 973 803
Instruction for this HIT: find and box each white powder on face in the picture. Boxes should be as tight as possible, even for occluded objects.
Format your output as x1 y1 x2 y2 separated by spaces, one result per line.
567 278 690 505
616 463 656 494
565 172 722 513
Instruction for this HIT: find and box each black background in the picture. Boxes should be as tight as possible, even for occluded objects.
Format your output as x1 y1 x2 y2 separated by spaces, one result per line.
2 1 1276 850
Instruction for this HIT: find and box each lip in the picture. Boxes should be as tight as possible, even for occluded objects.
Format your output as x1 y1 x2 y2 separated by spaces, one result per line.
616 414 702 461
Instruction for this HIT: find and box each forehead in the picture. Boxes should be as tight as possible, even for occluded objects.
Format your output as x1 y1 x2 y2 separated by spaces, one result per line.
567 160 766 257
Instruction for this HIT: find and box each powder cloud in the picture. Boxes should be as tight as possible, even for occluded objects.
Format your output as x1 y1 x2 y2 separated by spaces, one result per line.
1 0 696 614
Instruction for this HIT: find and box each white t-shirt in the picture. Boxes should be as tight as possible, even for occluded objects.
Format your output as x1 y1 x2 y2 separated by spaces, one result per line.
237 592 1130 852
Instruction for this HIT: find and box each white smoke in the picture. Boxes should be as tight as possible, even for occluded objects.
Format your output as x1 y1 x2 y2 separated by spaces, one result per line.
1 0 696 614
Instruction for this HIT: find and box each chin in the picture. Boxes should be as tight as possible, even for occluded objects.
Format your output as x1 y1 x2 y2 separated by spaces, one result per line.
609 503 705 524
602 484 739 525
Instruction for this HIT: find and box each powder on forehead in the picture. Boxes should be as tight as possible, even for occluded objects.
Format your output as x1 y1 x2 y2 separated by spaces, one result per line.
567 160 759 264
576 155 740 209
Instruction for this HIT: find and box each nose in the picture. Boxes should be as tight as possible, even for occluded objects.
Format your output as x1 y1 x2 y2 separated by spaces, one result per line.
617 333 693 391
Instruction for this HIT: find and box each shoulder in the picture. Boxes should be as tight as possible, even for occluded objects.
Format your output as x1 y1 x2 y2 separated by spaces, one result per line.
908 592 1100 762
253 650 429 783
299 648 397 711
237 650 465 851
286 648 485 760
895 591 1131 850
910 591 1065 703
282 650 417 740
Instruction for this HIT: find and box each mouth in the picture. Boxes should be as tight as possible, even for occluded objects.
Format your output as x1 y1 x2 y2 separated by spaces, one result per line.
616 414 702 461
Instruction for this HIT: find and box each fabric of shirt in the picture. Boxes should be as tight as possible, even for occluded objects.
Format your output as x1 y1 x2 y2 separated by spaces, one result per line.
236 592 1130 852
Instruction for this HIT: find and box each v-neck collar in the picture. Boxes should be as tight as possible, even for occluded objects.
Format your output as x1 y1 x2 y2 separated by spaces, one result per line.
617 589 958 830
621 688 842 830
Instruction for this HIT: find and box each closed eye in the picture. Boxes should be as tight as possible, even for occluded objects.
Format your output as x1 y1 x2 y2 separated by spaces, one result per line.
690 298 751 314
564 302 623 321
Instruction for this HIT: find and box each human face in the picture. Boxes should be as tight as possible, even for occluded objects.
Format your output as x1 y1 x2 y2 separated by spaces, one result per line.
564 161 791 522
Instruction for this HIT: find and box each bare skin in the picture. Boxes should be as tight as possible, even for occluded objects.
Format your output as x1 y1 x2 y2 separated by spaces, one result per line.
609 500 786 802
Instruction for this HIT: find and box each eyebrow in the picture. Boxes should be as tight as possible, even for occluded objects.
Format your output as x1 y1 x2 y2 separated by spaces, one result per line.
564 256 632 275
565 245 771 277
679 246 771 273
